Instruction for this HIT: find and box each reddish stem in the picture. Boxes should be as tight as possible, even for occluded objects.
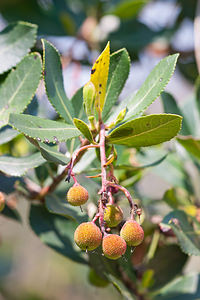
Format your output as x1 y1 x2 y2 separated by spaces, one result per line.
91 213 100 224
108 189 115 205
67 143 100 181
71 172 78 184
107 181 135 219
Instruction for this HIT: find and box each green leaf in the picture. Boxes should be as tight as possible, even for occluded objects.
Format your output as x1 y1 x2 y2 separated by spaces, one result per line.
9 114 80 143
107 114 182 147
0 152 45 176
181 97 200 137
29 204 87 264
45 194 88 224
177 136 200 160
71 87 87 121
42 39 74 124
0 126 19 145
147 244 187 289
161 210 200 256
161 92 191 136
103 48 130 120
38 142 69 165
0 53 42 128
154 273 200 300
88 249 136 299
108 275 136 300
109 0 148 20
163 188 190 209
0 21 37 74
73 118 95 143
109 54 179 123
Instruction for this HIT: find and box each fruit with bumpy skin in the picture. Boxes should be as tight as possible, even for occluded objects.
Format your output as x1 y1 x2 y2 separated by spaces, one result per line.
74 222 102 251
102 234 126 260
120 220 144 246
67 184 89 206
104 204 123 227
0 192 5 212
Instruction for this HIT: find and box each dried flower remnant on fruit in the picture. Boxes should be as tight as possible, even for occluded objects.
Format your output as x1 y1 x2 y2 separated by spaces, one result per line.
67 184 89 206
120 220 144 247
104 204 123 227
74 222 102 251
102 234 126 260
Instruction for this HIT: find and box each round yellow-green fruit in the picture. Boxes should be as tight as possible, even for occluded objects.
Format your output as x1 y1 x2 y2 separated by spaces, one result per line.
120 220 144 246
88 269 109 287
102 234 126 260
104 204 123 227
74 222 102 251
67 184 89 206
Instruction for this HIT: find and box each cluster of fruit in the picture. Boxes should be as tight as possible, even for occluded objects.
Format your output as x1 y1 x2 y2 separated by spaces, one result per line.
67 183 144 260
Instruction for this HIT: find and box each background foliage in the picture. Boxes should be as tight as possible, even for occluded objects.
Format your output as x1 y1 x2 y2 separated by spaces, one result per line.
0 0 200 299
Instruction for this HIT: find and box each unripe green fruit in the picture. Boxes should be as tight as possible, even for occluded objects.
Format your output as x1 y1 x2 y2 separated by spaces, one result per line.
102 234 126 260
88 269 109 287
67 184 89 206
0 192 5 212
74 222 102 251
104 204 123 227
120 220 144 246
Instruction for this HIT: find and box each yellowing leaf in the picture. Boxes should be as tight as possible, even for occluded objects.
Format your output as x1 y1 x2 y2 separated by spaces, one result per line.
90 42 110 113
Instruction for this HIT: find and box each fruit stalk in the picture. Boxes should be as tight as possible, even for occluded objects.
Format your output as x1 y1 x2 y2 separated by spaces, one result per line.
35 139 98 200
107 181 135 218
67 143 100 181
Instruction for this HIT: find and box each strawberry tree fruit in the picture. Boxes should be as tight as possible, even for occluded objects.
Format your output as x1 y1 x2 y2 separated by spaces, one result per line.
74 222 102 251
102 234 127 260
120 220 144 246
104 204 123 227
67 184 89 206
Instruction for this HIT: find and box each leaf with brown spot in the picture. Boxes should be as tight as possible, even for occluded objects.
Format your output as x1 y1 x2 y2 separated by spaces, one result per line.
90 42 110 113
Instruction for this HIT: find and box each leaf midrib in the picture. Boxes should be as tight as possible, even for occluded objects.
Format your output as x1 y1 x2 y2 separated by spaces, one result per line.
54 81 73 123
0 57 39 114
44 40 73 123
0 28 34 56
126 56 177 119
172 225 200 255
13 124 78 132
109 117 179 142
0 155 44 166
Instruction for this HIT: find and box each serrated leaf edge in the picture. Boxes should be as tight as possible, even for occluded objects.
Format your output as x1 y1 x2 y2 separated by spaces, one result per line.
103 48 131 120
0 21 38 74
0 52 42 129
9 114 81 144
0 152 45 177
41 38 74 124
170 222 200 256
125 54 179 121
108 113 183 146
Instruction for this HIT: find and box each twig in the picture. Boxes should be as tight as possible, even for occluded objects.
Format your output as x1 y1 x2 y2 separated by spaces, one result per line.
98 122 108 235
107 181 135 218
35 139 92 200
